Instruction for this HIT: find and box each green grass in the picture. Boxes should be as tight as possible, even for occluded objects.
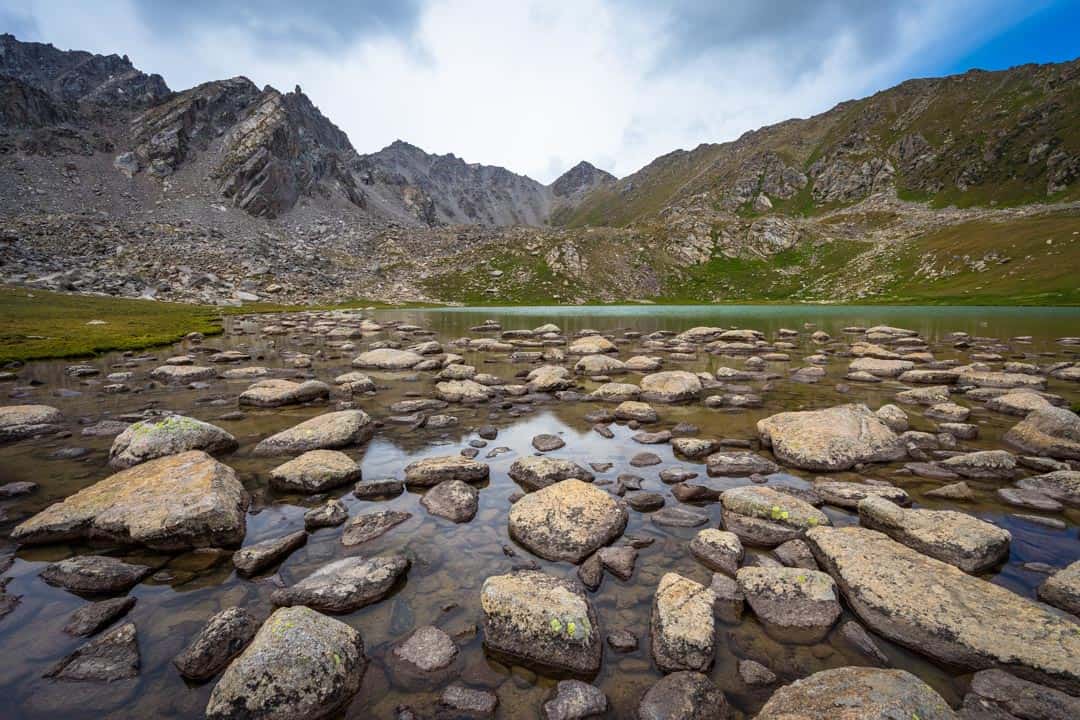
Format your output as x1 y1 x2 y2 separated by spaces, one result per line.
0 286 228 363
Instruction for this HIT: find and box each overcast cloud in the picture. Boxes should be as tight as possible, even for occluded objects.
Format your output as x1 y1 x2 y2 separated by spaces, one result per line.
0 0 1049 182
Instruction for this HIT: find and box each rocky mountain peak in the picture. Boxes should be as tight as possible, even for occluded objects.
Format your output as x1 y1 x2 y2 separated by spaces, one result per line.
551 160 616 197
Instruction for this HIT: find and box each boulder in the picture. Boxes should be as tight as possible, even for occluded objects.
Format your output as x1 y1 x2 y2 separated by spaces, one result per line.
757 404 904 471
614 400 658 422
756 667 956 720
0 404 63 441
651 573 716 672
986 392 1054 416
959 369 1046 390
509 479 628 563
857 496 1010 573
174 607 258 681
40 555 151 596
1038 560 1080 616
420 480 479 522
812 479 910 509
63 597 136 637
393 625 458 672
705 451 779 476
542 679 607 720
304 499 348 530
736 566 841 642
849 357 914 377
233 531 307 576
637 671 728 720
150 365 217 383
589 382 640 402
960 668 1080 720
575 354 626 376
253 410 374 456
351 348 424 370
1003 407 1080 459
896 385 951 405
271 555 409 612
689 529 743 576
435 379 493 403
509 456 594 491
640 371 702 403
13 451 246 550
109 415 238 468
404 455 489 486
720 486 830 546
568 336 616 355
527 365 574 393
480 570 601 674
239 379 330 407
672 437 720 459
806 526 1080 693
45 623 140 682
206 606 365 720
341 510 411 546
940 450 1016 479
269 450 362 493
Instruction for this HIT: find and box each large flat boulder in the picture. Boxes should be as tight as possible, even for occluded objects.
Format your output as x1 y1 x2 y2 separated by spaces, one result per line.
239 379 330 407
404 455 489 486
757 404 905 471
736 566 841 642
480 570 601 675
253 410 374 456
109 415 238 468
720 486 830 547
508 479 628 563
806 526 1080 693
639 371 702 403
351 348 424 370
756 667 957 720
1004 407 1080 460
0 404 63 441
434 379 493 403
651 572 716 672
13 451 246 550
269 450 362 493
857 496 1010 573
206 606 366 720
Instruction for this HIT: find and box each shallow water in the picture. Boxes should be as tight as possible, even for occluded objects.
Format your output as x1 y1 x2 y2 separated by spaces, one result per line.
0 304 1078 719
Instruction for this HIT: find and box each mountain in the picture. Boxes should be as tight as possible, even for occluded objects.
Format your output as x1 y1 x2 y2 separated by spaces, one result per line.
0 33 1077 307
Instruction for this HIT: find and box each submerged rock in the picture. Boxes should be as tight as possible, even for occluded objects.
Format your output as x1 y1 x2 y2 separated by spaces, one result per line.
509 479 628 563
206 606 366 720
807 526 1080 693
542 679 608 720
638 671 728 720
108 415 237 468
233 530 307 576
0 404 63 441
45 623 140 682
480 570 601 675
271 555 409 613
736 566 841 642
756 667 956 720
63 596 136 637
757 404 904 471
341 510 411 546
420 479 479 522
13 451 247 550
393 625 458 672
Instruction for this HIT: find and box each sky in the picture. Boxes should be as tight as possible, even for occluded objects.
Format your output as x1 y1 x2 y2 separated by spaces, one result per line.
2 0 1078 183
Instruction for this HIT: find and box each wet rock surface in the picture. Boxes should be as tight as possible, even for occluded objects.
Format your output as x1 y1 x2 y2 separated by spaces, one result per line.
271 554 409 612
756 667 957 720
173 607 258 681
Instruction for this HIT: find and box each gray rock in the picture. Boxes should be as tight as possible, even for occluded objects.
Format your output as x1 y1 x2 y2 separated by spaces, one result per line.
606 629 637 652
640 371 702 403
341 510 412 546
270 450 362 493
233 531 307 576
271 555 409 612
404 455 489 486
421 480 479 522
174 607 258 681
543 680 607 720
1038 560 1080 616
705 451 779 476
858 496 1011 573
651 506 709 528
253 410 374 456
996 487 1062 511
689 529 743 576
1003 407 1080 459
739 658 778 686
41 555 151 596
439 683 498 718
736 566 841 642
720 486 829 546
710 573 745 624
757 403 904 471
393 625 458 672
509 479 627 563
651 572 716 672
509 456 593 491
206 606 365 720
481 570 601 674
637 671 728 720
304 499 348 529
1016 470 1080 506
807 526 1080 693
940 450 1017 479
532 433 566 452
756 667 956 720
0 404 63 441
773 539 818 570
45 623 139 682
597 545 637 580
109 415 237 468
839 620 889 666
960 668 1080 720
813 479 910 509
238 379 330 407
63 596 136 637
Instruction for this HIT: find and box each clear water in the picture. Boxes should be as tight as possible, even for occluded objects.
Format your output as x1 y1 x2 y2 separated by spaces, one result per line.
0 305 1077 718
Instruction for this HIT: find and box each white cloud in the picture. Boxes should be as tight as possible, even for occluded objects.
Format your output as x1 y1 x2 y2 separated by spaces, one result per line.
2 0 1044 182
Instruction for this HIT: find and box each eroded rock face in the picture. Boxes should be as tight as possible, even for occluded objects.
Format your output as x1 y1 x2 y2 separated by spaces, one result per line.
637 671 729 720
109 415 238 468
1004 407 1080 459
508 456 593 491
253 410 374 456
806 526 1080 693
0 404 63 441
651 572 716 672
857 496 1010 573
271 555 409 613
480 570 601 675
13 451 247 550
756 667 957 720
206 606 366 720
508 479 628 563
757 404 904 471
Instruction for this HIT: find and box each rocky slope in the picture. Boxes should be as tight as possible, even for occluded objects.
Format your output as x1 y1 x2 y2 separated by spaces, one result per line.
0 33 1078 306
